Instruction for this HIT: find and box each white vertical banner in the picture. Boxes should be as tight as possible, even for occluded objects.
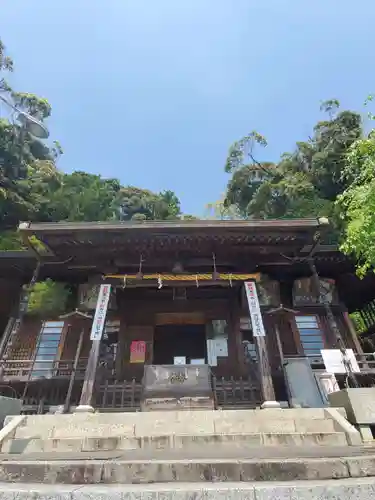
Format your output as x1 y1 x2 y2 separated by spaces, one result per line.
244 281 266 337
90 284 112 341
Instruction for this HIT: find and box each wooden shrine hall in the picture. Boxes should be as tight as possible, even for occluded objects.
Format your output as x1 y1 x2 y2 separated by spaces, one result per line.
0 218 374 413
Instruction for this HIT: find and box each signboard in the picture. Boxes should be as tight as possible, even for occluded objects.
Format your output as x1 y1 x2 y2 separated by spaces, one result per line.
174 356 186 365
190 359 205 365
206 337 228 366
130 341 146 363
244 281 266 337
90 284 112 341
321 349 360 374
293 278 337 306
214 337 228 357
207 339 217 366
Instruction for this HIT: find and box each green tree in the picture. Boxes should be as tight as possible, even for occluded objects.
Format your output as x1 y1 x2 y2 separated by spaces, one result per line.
118 186 181 221
32 171 121 222
0 37 58 229
205 195 243 220
224 101 362 220
337 127 375 276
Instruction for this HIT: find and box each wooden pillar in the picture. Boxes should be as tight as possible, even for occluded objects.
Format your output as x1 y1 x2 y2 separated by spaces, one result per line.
76 339 101 412
75 284 112 412
308 259 359 388
265 306 298 407
342 311 364 355
254 335 279 408
243 282 280 409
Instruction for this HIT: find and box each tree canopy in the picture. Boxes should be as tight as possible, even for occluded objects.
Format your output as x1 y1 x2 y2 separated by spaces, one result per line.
224 101 363 221
0 37 187 250
222 99 375 275
337 119 375 276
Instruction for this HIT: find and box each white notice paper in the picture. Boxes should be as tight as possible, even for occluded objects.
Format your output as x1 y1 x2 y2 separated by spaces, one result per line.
207 339 217 366
174 356 186 365
190 359 205 365
244 281 266 337
321 349 360 374
214 337 228 357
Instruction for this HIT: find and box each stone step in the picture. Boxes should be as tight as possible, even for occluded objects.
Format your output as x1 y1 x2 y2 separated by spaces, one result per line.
2 431 348 454
14 417 336 440
1 478 375 500
0 453 374 484
20 408 328 427
13 410 336 440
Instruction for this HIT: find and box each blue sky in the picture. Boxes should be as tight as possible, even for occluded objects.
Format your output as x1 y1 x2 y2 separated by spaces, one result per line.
1 1 374 216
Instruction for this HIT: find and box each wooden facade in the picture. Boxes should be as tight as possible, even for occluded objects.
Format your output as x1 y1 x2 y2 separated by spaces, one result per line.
0 219 373 413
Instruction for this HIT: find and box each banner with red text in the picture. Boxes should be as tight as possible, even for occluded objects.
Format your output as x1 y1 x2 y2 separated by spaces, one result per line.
244 281 266 337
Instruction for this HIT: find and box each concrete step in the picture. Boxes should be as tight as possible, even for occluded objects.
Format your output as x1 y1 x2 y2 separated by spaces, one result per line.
15 419 336 440
13 408 335 440
2 431 348 454
0 452 374 484
1 478 375 499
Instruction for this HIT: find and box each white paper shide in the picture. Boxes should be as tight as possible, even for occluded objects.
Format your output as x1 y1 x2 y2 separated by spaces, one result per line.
90 284 112 341
244 281 266 337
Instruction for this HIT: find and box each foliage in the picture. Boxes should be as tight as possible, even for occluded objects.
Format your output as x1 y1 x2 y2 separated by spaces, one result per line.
205 196 243 220
27 279 71 317
0 37 60 230
350 312 367 335
337 129 375 276
0 230 23 250
118 187 181 221
224 101 362 221
0 38 13 92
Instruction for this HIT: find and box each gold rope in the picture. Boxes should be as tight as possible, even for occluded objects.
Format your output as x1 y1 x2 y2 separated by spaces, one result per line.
104 273 260 282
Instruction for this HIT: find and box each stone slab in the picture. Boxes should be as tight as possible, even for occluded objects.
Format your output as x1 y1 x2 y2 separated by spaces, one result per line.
141 396 214 412
14 408 334 440
1 478 375 499
135 419 215 437
261 432 348 447
329 388 375 425
0 398 22 429
294 418 335 433
2 444 374 462
0 455 374 484
52 423 135 439
6 431 349 454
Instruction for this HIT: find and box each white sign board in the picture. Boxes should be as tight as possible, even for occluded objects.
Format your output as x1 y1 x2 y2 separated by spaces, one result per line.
90 284 112 341
244 281 266 337
214 337 228 357
174 356 186 365
321 349 360 374
190 359 205 365
207 339 217 366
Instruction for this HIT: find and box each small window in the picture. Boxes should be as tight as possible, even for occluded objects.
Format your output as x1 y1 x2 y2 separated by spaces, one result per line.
295 315 325 356
32 321 64 379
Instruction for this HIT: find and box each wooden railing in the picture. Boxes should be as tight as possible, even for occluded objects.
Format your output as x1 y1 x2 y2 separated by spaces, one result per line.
0 358 88 381
96 379 142 411
95 376 262 411
305 352 375 373
212 376 261 409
